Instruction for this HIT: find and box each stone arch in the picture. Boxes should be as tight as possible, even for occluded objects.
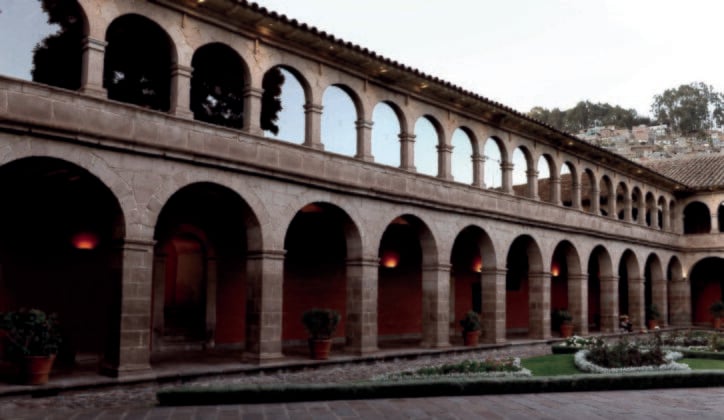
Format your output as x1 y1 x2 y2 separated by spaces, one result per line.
371 101 404 167
684 201 711 234
151 182 261 352
719 201 724 233
644 253 666 327
619 249 643 329
616 182 629 220
537 154 556 203
414 115 444 177
631 186 643 223
483 137 505 190
690 257 724 325
645 192 656 227
451 127 475 184
449 225 496 341
281 202 363 351
511 146 533 197
262 65 308 143
378 214 439 348
103 13 177 112
0 156 126 369
190 42 248 130
588 245 614 332
599 175 614 217
658 196 668 230
550 240 584 335
321 84 360 156
581 168 597 213
560 161 577 208
505 234 544 338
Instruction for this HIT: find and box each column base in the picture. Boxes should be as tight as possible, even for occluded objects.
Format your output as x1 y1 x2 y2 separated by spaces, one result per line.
242 351 285 363
80 86 107 99
99 361 153 379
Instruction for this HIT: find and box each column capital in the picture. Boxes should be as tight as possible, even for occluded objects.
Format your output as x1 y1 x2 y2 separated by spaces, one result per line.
501 162 514 171
247 249 286 261
82 37 108 52
436 144 454 153
422 263 452 272
304 103 324 114
355 119 374 130
399 132 416 143
346 257 380 267
243 86 264 98
481 267 507 276
171 64 193 77
115 237 155 251
526 169 539 177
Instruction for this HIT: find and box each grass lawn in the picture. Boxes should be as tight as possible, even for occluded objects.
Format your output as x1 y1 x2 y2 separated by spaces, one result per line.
521 354 578 376
681 358 724 370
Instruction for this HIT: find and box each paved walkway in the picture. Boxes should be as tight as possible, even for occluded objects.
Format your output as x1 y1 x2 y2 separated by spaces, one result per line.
2 387 724 419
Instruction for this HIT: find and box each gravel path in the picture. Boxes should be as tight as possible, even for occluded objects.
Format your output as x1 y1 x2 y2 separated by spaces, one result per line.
0 343 551 415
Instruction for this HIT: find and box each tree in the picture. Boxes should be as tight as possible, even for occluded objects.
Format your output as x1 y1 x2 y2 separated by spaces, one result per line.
651 82 724 137
528 101 647 132
31 0 84 90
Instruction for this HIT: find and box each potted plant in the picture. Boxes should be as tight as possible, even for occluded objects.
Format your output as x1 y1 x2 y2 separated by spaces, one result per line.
459 311 482 346
554 309 574 338
0 309 61 385
646 304 661 330
301 308 340 360
710 301 724 329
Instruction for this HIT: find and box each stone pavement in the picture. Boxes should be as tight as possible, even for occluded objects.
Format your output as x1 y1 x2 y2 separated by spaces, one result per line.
2 387 724 419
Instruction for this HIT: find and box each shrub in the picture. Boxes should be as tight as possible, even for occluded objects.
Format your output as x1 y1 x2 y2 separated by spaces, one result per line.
0 309 61 358
459 311 482 332
301 308 340 340
585 336 667 368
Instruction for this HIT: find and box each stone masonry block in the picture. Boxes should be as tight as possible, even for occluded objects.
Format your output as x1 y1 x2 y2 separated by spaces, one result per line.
7 91 52 121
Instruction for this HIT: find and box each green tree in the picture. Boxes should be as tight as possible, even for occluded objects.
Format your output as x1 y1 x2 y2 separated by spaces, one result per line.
651 82 724 137
528 101 647 133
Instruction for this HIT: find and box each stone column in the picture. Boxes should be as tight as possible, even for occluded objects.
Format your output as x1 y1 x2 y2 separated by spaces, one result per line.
345 257 378 355
590 187 600 215
638 197 647 226
551 178 561 205
623 196 633 222
355 120 374 162
437 144 453 181
481 268 506 343
421 263 451 348
80 37 107 98
526 169 539 200
472 155 484 188
103 237 155 377
244 250 285 361
652 276 668 327
501 162 514 194
243 86 264 136
599 275 619 333
399 133 416 171
571 181 582 209
711 213 720 233
170 64 193 119
608 194 617 219
568 274 589 336
651 205 660 229
662 205 671 231
304 103 324 149
528 271 550 339
669 278 692 326
629 277 645 330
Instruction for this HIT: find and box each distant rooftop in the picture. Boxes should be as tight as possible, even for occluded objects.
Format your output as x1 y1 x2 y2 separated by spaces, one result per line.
645 154 724 189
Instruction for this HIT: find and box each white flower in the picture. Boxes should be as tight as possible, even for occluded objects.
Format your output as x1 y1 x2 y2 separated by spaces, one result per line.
574 350 690 374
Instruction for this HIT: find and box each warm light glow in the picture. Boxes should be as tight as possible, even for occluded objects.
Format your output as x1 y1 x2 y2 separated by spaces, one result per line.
472 255 483 273
381 251 399 268
551 262 560 277
72 232 99 250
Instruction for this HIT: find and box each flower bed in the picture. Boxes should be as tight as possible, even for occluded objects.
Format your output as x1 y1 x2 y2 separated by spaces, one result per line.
375 357 531 381
551 335 604 354
574 349 689 374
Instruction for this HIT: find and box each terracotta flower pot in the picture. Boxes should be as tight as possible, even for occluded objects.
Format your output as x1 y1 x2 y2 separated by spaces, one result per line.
308 339 332 360
560 323 574 338
647 320 659 330
463 330 480 346
20 355 56 385
713 317 722 329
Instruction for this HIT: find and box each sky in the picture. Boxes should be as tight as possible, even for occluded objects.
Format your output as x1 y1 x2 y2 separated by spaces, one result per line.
255 0 724 117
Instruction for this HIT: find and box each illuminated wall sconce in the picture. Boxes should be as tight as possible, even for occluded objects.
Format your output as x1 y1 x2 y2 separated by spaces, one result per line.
72 232 99 250
472 255 483 273
380 251 399 268
550 262 560 277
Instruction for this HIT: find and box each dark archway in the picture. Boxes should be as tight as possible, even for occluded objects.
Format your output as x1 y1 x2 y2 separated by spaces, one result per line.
153 183 254 352
690 257 724 325
0 157 125 368
588 246 613 332
191 43 246 129
104 14 174 111
551 241 582 335
619 250 642 328
505 235 543 338
683 201 711 234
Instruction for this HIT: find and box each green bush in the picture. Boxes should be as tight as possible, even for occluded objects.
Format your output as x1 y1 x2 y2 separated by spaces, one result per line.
585 336 666 368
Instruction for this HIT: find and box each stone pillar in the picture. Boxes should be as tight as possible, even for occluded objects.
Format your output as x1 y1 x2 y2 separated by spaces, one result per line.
662 205 671 231
501 162 514 194
712 212 720 233
669 278 692 326
638 198 647 226
551 178 561 205
169 64 193 119
624 196 633 223
571 181 581 209
481 268 506 343
345 257 378 355
526 169 539 200
437 144 453 181
651 205 660 229
528 271 550 339
355 120 374 162
421 263 451 348
304 103 324 149
590 187 600 215
243 86 264 136
80 37 107 97
244 250 285 361
568 274 589 336
472 155 484 188
151 253 166 352
652 276 667 327
599 275 619 333
103 237 155 377
608 194 617 219
629 277 645 330
399 133 416 171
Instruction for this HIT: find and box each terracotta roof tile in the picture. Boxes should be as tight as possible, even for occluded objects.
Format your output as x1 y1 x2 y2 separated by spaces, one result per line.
644 154 724 189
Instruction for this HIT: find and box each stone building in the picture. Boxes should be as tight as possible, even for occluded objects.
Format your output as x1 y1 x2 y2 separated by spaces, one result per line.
0 0 722 378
